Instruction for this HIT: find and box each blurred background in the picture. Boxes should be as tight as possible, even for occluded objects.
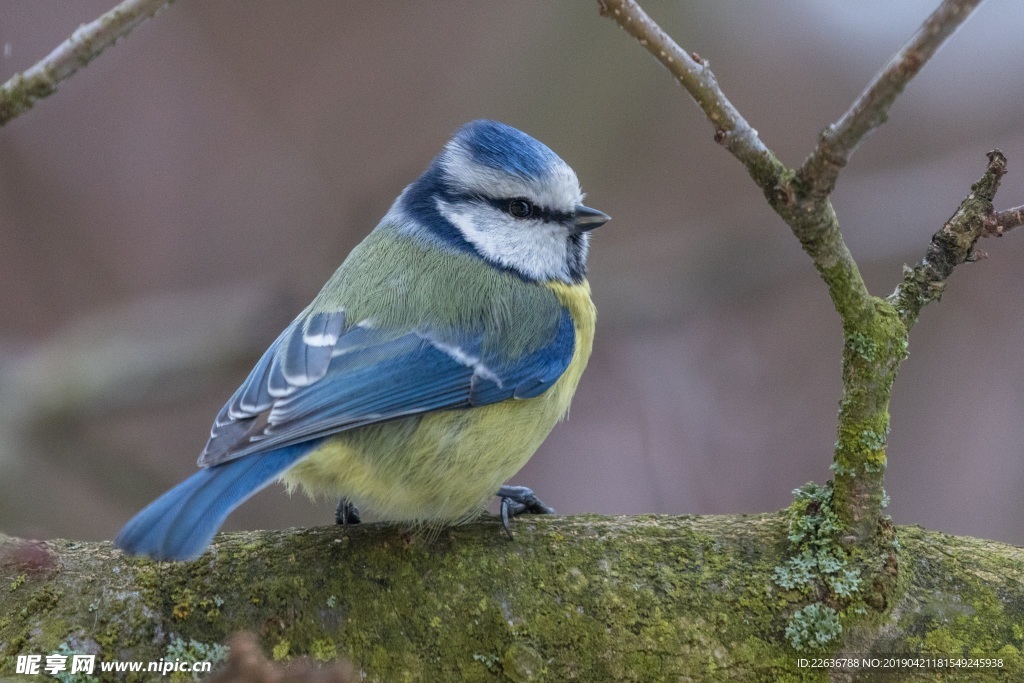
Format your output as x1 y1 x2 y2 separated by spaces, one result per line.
2 1 1024 547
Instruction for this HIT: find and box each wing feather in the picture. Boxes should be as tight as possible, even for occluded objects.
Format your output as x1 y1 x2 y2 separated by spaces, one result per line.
198 305 574 467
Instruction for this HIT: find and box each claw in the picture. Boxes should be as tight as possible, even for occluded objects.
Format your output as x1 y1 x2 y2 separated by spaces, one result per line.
496 485 553 539
335 498 361 525
500 497 514 540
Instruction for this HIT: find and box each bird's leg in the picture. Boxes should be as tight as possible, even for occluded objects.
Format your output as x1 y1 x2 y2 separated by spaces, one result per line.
497 485 554 539
335 498 361 525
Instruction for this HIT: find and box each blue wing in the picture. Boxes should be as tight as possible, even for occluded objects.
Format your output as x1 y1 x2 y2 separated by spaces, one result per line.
198 306 575 467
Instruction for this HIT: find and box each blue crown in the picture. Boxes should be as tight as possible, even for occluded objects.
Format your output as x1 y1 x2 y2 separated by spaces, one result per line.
451 120 560 181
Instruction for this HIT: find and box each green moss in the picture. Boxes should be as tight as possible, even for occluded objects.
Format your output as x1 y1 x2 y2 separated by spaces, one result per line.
0 73 57 125
8 518 1024 680
309 638 337 662
271 639 291 661
829 298 909 539
22 584 63 616
501 643 545 682
834 419 889 472
171 588 196 620
896 530 1024 676
9 574 26 591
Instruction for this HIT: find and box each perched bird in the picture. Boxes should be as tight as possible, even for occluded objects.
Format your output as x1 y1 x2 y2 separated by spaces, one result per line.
115 120 610 561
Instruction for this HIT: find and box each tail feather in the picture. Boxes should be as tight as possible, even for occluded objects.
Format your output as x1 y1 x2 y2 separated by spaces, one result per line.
115 442 317 561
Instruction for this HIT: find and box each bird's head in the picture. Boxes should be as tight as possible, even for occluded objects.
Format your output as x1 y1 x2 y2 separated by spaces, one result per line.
395 120 610 284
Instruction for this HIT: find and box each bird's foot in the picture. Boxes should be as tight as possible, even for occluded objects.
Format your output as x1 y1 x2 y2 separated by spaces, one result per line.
497 485 554 539
335 498 362 525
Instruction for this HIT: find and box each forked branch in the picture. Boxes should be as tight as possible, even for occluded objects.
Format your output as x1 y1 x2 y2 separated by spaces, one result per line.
599 0 993 545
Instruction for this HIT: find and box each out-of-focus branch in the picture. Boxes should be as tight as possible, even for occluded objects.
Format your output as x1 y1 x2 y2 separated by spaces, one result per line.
0 0 173 126
889 150 1007 329
799 0 984 198
0 282 293 469
0 283 296 533
2 284 286 425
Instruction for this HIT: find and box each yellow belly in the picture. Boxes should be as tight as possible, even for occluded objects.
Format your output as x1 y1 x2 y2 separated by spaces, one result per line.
281 280 595 523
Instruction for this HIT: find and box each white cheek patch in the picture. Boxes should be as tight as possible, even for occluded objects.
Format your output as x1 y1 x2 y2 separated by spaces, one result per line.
438 200 570 282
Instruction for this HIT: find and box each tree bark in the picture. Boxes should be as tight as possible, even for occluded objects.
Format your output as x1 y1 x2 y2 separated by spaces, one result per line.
2 515 1022 681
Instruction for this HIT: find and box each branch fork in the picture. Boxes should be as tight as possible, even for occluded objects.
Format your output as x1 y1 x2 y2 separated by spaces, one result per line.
600 0 1007 546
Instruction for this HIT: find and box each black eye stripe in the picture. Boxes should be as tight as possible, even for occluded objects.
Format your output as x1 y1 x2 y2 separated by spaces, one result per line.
478 196 573 224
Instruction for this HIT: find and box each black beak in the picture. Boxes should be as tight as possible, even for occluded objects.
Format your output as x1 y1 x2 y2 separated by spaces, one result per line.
573 204 611 232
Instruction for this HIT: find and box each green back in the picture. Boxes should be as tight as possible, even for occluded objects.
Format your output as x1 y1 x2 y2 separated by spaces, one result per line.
309 223 563 357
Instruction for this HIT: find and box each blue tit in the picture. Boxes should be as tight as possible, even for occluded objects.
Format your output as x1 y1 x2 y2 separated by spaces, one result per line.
115 120 610 561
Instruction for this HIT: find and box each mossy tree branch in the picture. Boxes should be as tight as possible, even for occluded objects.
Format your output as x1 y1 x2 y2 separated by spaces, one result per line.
5 1 1024 676
3 519 1024 681
597 0 1003 547
0 0 173 126
889 151 1008 330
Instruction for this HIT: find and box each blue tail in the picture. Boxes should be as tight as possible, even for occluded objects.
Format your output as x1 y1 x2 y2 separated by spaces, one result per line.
115 442 319 561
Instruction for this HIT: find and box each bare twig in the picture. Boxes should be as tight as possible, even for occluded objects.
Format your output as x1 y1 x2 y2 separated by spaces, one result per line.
799 0 984 198
986 205 1024 236
888 150 1007 329
0 0 173 126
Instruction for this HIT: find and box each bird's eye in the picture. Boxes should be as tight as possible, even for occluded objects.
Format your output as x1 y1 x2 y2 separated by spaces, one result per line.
507 199 533 219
